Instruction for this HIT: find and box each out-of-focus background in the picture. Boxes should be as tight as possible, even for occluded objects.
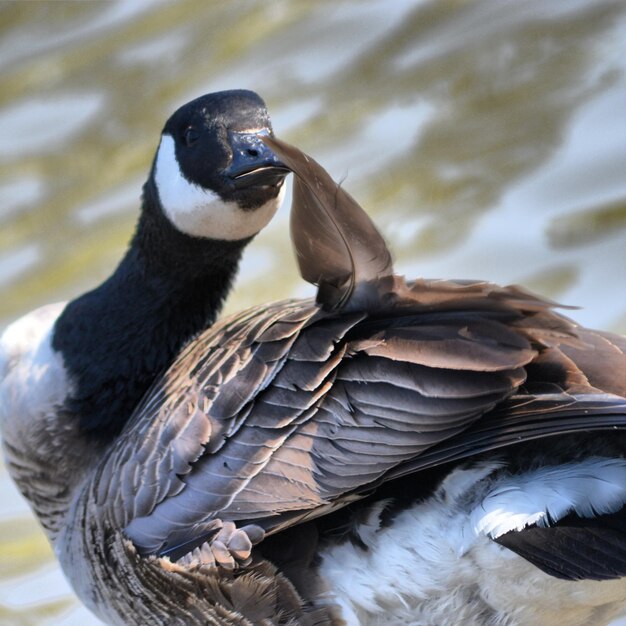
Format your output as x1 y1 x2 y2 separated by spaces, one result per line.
1 1 625 624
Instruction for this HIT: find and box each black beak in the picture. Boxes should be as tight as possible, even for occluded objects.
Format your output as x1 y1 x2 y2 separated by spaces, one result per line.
225 131 290 188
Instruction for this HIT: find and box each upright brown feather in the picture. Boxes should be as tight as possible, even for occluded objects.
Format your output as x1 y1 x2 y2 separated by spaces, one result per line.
263 136 394 310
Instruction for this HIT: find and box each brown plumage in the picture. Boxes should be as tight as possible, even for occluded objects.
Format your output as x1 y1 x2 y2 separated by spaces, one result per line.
106 139 625 622
2 129 625 625
117 267 625 555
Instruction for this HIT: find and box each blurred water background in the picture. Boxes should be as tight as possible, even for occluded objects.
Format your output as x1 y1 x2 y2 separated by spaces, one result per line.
1 1 625 624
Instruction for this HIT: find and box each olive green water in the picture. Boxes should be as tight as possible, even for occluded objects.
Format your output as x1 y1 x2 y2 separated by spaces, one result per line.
1 1 625 624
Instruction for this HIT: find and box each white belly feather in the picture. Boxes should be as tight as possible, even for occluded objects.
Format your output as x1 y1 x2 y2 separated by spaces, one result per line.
318 462 626 626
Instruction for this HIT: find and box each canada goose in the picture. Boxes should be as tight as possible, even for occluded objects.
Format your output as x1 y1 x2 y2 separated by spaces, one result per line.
1 91 625 626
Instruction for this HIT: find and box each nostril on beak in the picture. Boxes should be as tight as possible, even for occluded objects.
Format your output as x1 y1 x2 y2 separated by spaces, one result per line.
247 148 259 157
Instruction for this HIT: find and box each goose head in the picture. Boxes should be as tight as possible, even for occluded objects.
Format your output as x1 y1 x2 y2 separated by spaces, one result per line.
151 89 289 241
0 91 289 537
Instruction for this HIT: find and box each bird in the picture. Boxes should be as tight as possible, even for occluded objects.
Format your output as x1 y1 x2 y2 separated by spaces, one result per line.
1 89 625 626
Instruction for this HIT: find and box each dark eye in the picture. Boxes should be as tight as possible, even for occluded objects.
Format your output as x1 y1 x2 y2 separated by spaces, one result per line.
183 127 200 146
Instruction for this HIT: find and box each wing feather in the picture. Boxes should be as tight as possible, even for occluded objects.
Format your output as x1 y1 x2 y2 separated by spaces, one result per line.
92 283 626 561
263 135 394 310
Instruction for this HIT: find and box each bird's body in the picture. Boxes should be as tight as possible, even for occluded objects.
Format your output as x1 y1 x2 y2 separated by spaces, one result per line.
1 91 625 626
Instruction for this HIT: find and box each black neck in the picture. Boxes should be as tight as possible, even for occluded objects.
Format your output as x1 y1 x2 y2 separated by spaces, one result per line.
53 179 249 440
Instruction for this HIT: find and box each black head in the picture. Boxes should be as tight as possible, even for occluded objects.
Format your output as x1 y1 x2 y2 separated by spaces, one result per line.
152 90 289 240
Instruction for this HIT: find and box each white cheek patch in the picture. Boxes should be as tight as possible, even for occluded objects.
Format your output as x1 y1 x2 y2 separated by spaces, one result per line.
154 135 284 241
